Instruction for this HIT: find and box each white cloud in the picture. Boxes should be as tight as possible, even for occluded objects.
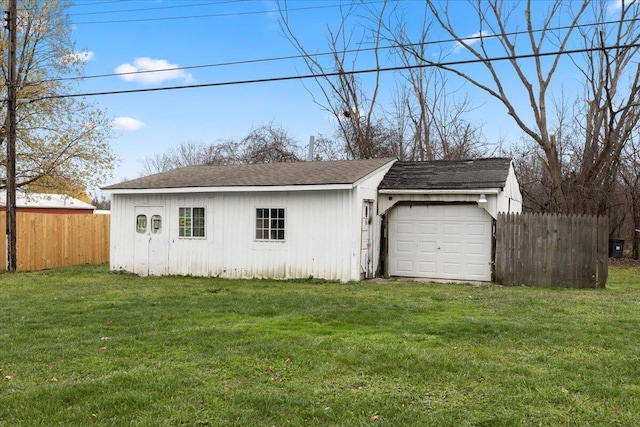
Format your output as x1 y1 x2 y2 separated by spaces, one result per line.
115 57 194 84
113 117 145 131
453 30 492 53
60 51 94 64
607 0 623 15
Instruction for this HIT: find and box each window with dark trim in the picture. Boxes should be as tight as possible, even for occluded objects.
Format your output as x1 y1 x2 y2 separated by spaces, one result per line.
179 207 205 238
256 208 285 241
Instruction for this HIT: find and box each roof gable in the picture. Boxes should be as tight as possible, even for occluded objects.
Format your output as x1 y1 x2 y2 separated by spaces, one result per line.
379 158 512 191
103 158 396 191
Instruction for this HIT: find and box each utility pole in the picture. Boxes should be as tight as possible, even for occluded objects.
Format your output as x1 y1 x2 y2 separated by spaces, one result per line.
5 0 17 271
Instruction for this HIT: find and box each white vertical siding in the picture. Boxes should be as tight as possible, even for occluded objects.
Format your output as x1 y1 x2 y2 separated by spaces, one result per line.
109 164 393 282
496 162 523 214
110 189 360 281
354 165 394 278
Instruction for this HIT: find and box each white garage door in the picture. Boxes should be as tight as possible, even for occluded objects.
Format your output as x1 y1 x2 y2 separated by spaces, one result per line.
388 204 492 281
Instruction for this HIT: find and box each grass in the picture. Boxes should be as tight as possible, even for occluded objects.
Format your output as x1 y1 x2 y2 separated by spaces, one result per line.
1 265 639 426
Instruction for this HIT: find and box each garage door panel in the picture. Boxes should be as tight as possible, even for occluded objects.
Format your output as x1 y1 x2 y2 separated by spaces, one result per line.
396 240 413 253
389 204 492 281
441 244 462 257
418 241 437 253
441 262 463 275
396 222 414 234
466 223 487 236
418 261 437 275
417 222 437 235
395 260 414 274
466 242 486 255
442 223 463 236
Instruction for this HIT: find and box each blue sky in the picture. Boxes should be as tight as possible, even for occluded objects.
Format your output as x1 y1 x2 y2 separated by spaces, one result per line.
72 0 388 185
65 0 624 187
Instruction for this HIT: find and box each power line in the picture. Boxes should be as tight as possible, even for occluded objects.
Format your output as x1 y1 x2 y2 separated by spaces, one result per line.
37 42 640 101
69 1 373 25
41 15 640 85
70 1 240 16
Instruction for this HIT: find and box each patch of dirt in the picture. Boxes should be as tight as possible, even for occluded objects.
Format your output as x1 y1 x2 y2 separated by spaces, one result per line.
609 257 640 267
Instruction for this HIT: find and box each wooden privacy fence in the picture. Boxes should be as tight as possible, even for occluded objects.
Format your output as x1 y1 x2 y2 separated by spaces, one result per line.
0 212 110 271
495 213 608 288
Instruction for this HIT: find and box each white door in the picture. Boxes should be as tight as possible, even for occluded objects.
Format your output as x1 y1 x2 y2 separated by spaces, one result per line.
388 204 492 281
134 206 167 276
360 200 374 279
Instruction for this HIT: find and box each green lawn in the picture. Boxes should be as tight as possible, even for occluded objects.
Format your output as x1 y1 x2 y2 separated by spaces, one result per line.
1 264 639 426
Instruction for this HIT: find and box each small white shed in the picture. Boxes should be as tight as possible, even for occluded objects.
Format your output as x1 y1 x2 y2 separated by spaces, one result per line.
378 158 522 282
103 158 396 282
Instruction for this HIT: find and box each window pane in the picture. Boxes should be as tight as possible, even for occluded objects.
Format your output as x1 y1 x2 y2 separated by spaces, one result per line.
151 215 162 234
256 208 285 241
179 207 187 237
136 215 147 233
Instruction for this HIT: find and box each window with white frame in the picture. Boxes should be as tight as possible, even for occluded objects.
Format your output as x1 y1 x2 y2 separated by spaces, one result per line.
255 208 285 241
179 207 205 238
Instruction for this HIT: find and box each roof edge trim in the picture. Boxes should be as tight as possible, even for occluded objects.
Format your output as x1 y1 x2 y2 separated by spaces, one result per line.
379 188 501 195
104 183 355 195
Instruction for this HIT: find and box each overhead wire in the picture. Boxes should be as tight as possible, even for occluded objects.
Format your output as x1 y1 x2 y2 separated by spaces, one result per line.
36 42 640 101
40 15 640 85
70 0 244 16
69 1 376 25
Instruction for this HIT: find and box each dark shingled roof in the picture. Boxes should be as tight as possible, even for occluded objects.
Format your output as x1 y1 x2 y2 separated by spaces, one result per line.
103 158 396 190
379 158 512 190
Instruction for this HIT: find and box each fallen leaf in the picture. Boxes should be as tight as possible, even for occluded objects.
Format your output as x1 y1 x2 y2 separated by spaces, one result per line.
99 347 108 351
370 415 379 421
106 319 112 325
91 413 98 421
561 387 570 394
266 365 273 372
612 406 620 414
285 358 291 363
51 377 58 383
4 375 14 381
269 377 282 383
100 337 111 341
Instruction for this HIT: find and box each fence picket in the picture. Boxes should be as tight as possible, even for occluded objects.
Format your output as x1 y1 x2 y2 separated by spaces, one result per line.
0 212 109 271
495 212 608 288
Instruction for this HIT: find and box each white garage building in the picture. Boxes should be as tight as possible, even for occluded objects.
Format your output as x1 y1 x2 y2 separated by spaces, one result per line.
103 158 396 282
378 158 522 282
103 157 521 283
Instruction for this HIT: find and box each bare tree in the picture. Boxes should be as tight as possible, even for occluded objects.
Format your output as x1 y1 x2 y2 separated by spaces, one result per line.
280 0 487 161
420 0 640 215
239 123 302 164
140 140 239 175
619 138 640 259
279 0 387 159
139 123 302 175
310 135 346 161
